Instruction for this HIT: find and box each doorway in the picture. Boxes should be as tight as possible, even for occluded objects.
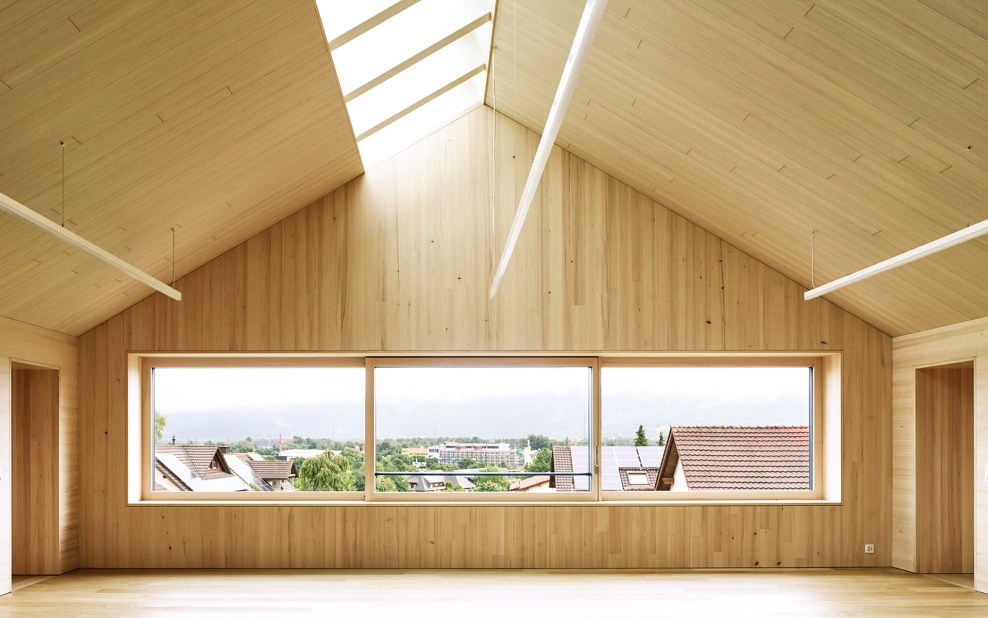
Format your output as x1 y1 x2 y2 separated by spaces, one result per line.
915 361 974 574
10 362 59 575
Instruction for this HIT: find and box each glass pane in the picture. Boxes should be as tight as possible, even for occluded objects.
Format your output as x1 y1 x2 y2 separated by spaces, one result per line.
601 366 812 492
152 367 364 493
346 29 490 135
318 0 495 165
374 365 592 493
331 0 492 93
357 74 485 167
315 0 398 45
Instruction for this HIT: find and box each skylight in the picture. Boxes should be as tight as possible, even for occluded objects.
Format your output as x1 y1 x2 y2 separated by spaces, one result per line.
316 0 496 168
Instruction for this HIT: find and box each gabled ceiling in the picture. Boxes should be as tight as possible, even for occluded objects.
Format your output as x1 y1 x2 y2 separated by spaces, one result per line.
0 0 362 335
2 0 987 339
489 0 988 337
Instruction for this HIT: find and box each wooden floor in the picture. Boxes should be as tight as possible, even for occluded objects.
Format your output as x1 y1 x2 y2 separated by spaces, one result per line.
0 568 983 616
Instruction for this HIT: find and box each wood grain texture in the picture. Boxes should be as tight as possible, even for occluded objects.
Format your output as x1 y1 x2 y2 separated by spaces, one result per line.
488 0 988 336
77 108 892 570
892 316 988 593
1 568 987 617
915 364 974 573
0 316 78 591
11 366 60 575
0 0 362 336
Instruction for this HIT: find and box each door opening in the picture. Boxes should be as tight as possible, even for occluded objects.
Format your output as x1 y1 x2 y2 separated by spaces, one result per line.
915 361 974 574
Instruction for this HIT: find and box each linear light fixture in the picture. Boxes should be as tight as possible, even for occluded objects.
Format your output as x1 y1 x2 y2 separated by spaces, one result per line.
804 218 988 300
489 0 608 299
0 191 182 301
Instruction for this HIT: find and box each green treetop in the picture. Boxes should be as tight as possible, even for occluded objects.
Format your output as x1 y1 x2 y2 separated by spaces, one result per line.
295 451 355 492
634 424 648 447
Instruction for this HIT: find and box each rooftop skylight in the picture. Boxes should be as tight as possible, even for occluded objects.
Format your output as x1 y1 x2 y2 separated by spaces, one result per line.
316 0 496 168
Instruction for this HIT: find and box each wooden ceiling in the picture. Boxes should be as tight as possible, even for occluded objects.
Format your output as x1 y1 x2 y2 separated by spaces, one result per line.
3 0 987 338
489 0 988 337
0 0 362 335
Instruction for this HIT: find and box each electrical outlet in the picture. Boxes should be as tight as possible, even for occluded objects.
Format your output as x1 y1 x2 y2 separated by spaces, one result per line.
864 544 875 554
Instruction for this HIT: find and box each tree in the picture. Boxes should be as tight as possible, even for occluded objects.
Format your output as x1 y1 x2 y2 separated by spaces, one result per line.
634 424 648 447
526 434 552 451
455 457 479 469
154 410 167 444
375 475 410 492
295 452 355 491
525 448 553 473
425 458 444 470
473 466 510 492
340 447 365 491
656 431 665 447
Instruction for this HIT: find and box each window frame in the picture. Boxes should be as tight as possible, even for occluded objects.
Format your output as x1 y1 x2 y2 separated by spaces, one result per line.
134 355 366 503
365 356 599 503
598 355 836 502
128 352 841 505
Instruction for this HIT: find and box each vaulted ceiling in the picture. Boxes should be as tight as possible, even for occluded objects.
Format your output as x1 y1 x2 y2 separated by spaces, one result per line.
2 0 987 338
0 0 361 335
490 0 988 336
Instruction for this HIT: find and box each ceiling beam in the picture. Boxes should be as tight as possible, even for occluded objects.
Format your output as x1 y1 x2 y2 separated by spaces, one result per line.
804 219 988 301
489 0 608 299
0 191 182 302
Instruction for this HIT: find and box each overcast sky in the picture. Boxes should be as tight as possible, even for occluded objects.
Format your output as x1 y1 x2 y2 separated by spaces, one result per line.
153 365 810 443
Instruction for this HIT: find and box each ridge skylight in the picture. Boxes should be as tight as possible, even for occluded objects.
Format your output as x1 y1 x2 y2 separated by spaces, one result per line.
316 0 496 167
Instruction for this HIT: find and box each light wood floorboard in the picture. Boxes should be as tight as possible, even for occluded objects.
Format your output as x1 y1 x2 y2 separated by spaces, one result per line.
1 568 985 616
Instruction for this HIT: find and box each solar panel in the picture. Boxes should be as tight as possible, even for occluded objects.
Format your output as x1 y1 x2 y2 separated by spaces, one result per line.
570 446 591 491
638 446 664 467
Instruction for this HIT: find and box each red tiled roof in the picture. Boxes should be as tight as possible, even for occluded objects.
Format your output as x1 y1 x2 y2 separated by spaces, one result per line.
618 467 660 491
661 426 810 490
551 446 575 491
156 444 231 480
246 459 297 480
509 475 550 491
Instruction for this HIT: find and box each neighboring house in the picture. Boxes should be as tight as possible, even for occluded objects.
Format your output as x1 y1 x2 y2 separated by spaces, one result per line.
508 475 551 492
656 426 810 491
154 445 251 492
407 474 475 492
552 446 663 492
618 468 660 491
600 446 664 491
229 452 298 492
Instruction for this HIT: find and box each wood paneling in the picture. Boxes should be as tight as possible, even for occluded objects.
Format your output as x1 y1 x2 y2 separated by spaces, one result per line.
915 363 974 573
78 108 892 570
0 0 362 336
0 316 77 593
11 365 60 575
489 0 988 336
893 317 988 593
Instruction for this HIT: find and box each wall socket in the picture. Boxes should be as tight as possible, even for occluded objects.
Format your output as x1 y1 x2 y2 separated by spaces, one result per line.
864 544 875 554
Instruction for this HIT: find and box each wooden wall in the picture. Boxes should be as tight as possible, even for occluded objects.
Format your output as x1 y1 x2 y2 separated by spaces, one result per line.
0 316 78 591
77 107 892 569
894 318 988 593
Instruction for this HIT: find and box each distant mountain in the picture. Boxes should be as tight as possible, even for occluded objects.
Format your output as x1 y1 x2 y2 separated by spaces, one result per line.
159 389 806 444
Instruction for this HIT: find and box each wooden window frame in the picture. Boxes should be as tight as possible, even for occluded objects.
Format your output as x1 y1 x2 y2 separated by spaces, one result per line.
131 354 365 503
127 352 841 505
598 354 841 503
365 356 598 503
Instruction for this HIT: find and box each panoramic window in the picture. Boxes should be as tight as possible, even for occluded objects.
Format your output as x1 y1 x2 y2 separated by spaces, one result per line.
148 363 364 496
370 359 593 499
600 361 820 499
133 354 837 503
